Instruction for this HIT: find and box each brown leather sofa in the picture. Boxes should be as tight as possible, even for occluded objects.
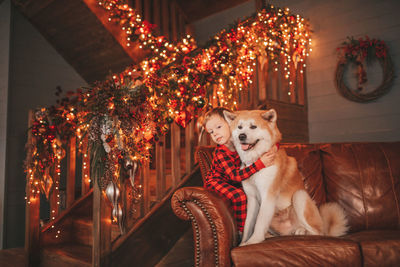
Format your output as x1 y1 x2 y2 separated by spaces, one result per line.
171 142 400 267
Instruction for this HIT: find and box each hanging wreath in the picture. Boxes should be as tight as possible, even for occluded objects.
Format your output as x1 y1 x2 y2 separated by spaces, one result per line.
335 36 394 102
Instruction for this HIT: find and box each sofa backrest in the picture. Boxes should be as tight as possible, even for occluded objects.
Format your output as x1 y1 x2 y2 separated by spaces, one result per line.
281 144 327 206
195 146 215 185
319 142 400 232
195 142 400 233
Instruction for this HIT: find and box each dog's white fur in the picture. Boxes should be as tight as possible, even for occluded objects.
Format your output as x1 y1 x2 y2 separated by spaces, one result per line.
224 109 348 245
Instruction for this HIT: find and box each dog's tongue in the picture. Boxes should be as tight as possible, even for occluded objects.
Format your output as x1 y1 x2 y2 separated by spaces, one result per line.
241 144 250 151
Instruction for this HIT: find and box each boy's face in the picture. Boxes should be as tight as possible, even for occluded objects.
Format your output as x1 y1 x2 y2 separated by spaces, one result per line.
205 115 231 145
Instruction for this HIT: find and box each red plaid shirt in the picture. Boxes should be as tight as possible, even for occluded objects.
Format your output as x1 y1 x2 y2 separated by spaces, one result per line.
204 145 265 185
204 144 265 232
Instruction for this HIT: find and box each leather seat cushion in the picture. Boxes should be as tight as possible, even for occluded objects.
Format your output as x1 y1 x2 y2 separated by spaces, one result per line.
231 235 361 267
346 230 400 267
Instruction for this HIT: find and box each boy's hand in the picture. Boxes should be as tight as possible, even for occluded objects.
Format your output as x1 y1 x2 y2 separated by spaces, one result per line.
260 144 278 167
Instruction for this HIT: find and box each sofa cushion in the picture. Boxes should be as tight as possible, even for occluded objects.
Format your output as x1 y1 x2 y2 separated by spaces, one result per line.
283 144 326 205
320 142 400 232
346 230 400 267
231 235 361 267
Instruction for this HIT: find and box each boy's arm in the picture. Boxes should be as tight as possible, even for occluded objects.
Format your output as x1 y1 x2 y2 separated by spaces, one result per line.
204 176 233 198
215 152 265 182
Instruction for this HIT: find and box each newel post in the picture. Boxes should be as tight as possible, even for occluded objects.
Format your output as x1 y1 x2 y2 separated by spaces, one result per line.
93 178 111 267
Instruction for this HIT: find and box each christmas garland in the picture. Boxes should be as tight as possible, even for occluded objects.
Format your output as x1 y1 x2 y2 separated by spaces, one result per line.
335 36 394 102
25 2 312 200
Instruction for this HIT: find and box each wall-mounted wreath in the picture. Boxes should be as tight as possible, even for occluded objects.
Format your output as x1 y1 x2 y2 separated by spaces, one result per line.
335 36 394 102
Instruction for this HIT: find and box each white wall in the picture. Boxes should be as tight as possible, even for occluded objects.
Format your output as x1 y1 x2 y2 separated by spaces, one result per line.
193 0 400 142
4 5 87 248
274 0 400 142
0 0 11 249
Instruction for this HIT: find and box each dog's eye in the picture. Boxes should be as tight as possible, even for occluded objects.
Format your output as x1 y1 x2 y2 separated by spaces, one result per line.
250 125 257 129
238 125 242 129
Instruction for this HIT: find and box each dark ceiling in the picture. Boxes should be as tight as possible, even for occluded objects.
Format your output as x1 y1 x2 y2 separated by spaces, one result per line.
176 0 250 22
9 0 252 84
12 0 137 83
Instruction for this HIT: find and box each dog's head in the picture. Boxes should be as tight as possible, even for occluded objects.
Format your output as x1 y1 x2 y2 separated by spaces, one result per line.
224 109 282 162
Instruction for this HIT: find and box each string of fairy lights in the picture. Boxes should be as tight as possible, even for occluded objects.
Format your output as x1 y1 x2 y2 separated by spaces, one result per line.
24 1 312 238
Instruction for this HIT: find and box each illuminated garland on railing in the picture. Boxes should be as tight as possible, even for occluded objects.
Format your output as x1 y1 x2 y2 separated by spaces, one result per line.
25 2 312 210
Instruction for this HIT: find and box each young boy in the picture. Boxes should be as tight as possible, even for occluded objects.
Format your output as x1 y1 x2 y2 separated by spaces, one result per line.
202 107 277 234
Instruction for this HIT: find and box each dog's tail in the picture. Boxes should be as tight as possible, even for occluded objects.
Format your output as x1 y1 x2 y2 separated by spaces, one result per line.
319 202 349 237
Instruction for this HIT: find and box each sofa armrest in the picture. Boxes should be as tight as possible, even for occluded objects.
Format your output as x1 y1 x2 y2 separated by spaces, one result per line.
171 186 238 267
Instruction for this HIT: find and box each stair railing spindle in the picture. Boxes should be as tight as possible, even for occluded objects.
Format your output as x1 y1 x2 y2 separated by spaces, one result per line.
66 135 76 208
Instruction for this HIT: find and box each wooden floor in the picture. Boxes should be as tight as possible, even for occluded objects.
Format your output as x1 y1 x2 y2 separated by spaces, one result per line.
0 230 194 267
0 247 26 267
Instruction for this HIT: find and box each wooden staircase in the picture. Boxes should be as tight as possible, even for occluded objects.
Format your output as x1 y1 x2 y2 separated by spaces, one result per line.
32 164 202 267
18 1 310 266
17 1 198 263
39 190 120 267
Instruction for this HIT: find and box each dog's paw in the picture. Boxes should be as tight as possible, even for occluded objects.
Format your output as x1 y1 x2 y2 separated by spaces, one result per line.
239 241 248 246
294 227 307 235
264 232 274 238
244 236 264 245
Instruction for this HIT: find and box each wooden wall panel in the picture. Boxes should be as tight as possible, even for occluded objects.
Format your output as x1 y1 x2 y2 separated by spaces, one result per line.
259 100 308 143
161 0 169 39
170 0 178 42
152 0 161 35
272 0 400 142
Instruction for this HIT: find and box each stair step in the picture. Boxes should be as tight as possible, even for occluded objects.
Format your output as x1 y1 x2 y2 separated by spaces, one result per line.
73 216 121 246
155 229 194 267
41 243 91 267
72 217 93 246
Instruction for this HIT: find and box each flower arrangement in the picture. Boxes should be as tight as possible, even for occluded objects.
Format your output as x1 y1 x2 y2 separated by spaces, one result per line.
335 36 394 102
337 36 387 62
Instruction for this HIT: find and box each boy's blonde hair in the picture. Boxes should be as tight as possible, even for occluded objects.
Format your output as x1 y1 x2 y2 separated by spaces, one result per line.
201 107 232 128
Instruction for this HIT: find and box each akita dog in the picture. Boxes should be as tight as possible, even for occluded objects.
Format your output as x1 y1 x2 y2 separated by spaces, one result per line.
224 109 348 246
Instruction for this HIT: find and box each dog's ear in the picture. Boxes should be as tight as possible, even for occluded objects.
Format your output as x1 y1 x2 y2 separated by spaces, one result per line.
223 110 236 125
261 109 277 123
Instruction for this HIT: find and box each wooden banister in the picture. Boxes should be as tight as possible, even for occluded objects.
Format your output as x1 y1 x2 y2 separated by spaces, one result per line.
171 123 181 187
142 160 151 214
50 162 60 220
81 136 91 196
156 135 166 201
66 135 76 208
185 120 195 173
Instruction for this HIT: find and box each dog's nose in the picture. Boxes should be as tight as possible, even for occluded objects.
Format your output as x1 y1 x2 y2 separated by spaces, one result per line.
239 133 247 141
